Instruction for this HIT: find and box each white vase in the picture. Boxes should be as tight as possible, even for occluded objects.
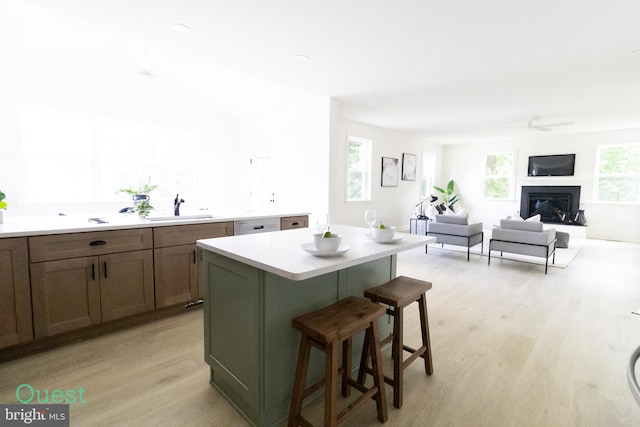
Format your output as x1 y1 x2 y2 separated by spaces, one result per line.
0 209 4 224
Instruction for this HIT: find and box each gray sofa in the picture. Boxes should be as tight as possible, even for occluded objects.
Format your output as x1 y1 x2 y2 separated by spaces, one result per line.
489 219 557 274
427 214 484 261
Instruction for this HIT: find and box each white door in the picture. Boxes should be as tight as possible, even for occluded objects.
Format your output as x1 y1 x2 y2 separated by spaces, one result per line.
249 149 277 210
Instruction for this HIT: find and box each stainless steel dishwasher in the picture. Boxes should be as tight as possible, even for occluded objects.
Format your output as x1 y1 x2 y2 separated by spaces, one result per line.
234 217 281 235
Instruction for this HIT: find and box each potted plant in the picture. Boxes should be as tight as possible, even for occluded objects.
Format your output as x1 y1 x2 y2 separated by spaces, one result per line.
0 190 6 224
116 177 158 219
433 179 461 212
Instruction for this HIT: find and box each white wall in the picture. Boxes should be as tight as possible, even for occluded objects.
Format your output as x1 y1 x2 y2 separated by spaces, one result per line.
329 100 443 230
442 130 640 243
0 1 329 219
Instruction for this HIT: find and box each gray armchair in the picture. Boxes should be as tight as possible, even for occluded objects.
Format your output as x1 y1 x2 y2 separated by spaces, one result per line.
427 214 484 261
489 219 557 274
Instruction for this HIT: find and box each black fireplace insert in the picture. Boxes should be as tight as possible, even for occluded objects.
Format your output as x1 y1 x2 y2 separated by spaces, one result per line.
520 186 581 224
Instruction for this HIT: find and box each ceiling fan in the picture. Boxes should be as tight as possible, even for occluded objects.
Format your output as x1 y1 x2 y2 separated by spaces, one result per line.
527 115 573 132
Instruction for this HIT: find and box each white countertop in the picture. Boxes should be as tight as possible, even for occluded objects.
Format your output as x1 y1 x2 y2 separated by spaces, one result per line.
0 210 309 238
197 224 435 281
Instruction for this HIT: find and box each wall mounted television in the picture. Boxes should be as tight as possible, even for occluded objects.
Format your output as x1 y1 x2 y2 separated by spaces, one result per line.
527 154 576 177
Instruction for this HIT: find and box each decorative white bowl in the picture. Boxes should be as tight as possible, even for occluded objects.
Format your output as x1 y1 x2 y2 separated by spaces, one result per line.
313 233 342 251
371 226 395 241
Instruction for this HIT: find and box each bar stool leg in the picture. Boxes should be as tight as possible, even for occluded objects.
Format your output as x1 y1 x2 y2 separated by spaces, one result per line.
357 332 370 386
392 306 403 408
325 341 339 426
419 295 434 374
342 338 352 397
288 336 311 427
369 320 388 423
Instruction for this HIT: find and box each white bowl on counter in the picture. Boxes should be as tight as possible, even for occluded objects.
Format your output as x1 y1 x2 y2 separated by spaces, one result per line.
313 233 342 251
371 226 395 241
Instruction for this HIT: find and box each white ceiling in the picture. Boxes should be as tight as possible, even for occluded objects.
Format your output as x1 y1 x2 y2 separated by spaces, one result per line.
4 0 640 144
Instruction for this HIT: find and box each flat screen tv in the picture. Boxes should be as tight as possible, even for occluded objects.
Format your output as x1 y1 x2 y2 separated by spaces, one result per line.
527 154 575 177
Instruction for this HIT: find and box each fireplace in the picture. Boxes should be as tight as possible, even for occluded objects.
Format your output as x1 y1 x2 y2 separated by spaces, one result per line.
520 186 581 224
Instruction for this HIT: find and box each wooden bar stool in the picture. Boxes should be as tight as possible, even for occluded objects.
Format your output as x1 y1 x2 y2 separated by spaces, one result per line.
359 276 433 409
288 296 388 427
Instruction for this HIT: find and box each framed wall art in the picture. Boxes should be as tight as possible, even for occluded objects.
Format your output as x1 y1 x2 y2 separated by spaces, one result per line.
402 153 417 181
381 157 399 187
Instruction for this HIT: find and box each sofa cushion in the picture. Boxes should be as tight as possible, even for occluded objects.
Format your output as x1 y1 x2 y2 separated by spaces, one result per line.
500 219 543 232
525 214 541 222
435 214 468 225
492 227 555 246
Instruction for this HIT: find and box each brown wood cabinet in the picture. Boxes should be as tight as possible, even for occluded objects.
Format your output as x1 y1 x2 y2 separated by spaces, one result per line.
280 215 308 230
0 238 33 349
153 222 233 308
29 229 154 338
1 215 305 357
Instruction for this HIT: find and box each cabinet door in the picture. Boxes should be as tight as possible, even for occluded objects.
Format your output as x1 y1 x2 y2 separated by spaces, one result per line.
154 245 198 308
31 257 101 338
0 238 33 348
100 249 154 321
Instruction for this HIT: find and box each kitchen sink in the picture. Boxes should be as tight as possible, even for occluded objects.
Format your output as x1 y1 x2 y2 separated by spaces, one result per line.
146 214 216 221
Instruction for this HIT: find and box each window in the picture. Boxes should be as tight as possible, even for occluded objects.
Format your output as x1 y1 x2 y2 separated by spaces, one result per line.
594 144 640 203
420 151 435 199
21 107 202 204
346 136 372 201
481 152 515 199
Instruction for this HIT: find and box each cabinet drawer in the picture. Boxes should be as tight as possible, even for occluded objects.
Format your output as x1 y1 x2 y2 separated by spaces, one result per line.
29 228 153 262
280 215 308 230
153 222 234 248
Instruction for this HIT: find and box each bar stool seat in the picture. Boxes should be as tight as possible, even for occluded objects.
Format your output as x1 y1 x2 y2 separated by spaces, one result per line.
289 296 388 427
359 276 433 408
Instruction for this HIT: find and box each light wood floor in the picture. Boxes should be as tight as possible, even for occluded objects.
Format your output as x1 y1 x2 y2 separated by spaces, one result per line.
2 238 640 426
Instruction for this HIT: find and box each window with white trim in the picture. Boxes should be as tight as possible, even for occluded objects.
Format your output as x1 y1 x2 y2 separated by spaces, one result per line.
481 151 515 199
346 136 372 201
420 151 435 199
21 106 202 204
594 143 640 203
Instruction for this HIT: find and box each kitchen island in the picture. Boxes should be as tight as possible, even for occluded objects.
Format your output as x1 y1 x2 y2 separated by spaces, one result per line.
197 225 435 426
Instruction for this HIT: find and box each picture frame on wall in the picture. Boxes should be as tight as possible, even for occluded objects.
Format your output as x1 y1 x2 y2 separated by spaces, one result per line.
402 153 417 181
381 157 399 187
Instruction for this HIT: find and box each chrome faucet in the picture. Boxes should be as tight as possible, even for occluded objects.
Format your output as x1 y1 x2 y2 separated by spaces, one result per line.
174 194 185 216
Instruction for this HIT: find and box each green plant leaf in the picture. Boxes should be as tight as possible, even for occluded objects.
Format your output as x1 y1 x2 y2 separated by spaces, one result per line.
446 179 455 194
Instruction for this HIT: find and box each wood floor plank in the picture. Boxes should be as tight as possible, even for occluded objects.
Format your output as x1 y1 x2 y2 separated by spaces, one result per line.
1 238 639 426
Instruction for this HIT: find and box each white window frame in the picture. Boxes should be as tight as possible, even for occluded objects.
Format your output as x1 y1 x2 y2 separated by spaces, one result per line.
480 151 516 200
345 136 372 202
20 106 202 205
419 151 436 199
594 143 640 204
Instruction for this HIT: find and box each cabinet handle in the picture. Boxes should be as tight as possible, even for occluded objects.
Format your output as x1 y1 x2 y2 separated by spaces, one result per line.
193 249 196 264
92 263 95 281
103 261 108 279
292 222 299 226
90 240 107 246
253 225 264 230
